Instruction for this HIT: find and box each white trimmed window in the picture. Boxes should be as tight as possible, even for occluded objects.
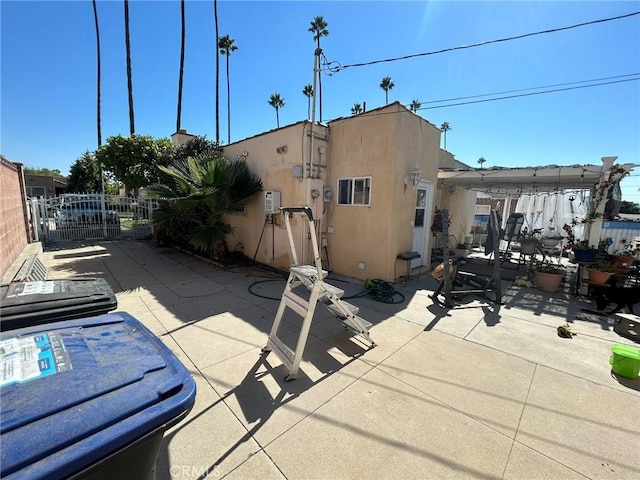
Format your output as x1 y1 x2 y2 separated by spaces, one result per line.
337 177 371 206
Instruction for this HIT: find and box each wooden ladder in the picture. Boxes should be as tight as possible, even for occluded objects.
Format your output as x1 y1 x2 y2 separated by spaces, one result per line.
262 207 375 381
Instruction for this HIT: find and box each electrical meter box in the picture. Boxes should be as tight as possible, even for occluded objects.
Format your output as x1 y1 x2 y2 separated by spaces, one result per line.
264 191 281 214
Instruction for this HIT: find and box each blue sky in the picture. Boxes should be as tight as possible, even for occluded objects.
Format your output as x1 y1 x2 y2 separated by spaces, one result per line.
2 1 639 202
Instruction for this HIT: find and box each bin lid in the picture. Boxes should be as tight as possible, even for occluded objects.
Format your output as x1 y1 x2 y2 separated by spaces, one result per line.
0 312 196 480
0 278 117 330
611 344 640 360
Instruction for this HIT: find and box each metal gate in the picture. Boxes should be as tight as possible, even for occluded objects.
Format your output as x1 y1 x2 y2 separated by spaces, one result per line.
29 194 158 242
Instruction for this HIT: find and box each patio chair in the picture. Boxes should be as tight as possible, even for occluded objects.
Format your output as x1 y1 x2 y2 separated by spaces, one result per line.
502 213 525 254
485 212 524 264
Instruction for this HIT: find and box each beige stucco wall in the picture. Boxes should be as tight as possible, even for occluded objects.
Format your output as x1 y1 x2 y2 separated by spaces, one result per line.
437 150 478 248
222 104 442 282
438 186 478 247
325 103 441 280
439 149 456 169
171 130 196 147
223 122 329 269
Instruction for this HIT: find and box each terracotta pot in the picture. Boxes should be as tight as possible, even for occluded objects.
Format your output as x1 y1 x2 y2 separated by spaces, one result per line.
535 271 563 293
586 269 612 285
613 267 629 276
610 255 634 267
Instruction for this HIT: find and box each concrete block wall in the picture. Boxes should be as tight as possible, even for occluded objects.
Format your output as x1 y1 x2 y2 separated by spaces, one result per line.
0 157 29 281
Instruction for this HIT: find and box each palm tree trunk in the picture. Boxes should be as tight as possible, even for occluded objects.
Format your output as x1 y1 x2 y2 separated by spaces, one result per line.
226 55 231 144
214 0 219 143
92 0 102 146
176 0 185 132
385 90 388 105
317 39 322 123
276 108 279 128
443 131 447 150
124 0 135 135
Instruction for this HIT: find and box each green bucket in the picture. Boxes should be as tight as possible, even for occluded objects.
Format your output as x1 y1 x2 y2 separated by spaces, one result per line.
609 344 640 379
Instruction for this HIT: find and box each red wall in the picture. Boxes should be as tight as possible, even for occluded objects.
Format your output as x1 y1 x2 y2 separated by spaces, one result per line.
0 157 29 280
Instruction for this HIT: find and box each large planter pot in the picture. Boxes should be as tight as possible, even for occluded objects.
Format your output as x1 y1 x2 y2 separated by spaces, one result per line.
586 268 613 285
535 271 563 293
573 248 598 262
610 255 635 267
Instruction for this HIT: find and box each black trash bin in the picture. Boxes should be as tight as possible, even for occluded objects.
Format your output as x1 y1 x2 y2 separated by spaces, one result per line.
0 278 117 331
0 312 197 480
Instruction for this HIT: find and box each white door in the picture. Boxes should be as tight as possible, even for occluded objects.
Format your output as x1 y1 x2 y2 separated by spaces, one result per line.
411 181 433 269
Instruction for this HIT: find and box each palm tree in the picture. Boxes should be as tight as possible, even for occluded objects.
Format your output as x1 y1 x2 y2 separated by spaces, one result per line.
218 35 237 144
214 0 220 142
268 93 285 128
309 16 329 122
92 0 102 146
409 99 421 112
440 121 451 150
302 84 313 119
351 103 362 115
380 76 394 105
176 0 186 133
124 0 135 134
478 157 487 169
147 153 263 257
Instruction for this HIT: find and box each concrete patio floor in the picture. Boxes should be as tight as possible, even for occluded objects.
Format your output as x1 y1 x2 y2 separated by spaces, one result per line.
40 239 639 480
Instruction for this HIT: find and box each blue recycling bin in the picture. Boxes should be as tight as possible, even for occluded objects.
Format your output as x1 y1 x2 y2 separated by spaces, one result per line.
0 312 196 480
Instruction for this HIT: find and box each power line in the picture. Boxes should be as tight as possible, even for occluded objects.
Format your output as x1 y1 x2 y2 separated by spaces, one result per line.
420 73 639 105
419 77 639 110
332 76 638 124
335 11 640 71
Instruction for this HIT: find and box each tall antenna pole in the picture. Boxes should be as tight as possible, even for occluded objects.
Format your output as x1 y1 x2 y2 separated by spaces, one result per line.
308 48 320 179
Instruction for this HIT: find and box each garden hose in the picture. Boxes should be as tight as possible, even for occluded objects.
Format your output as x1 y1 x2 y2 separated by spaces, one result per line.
346 278 405 304
248 277 287 300
247 277 405 304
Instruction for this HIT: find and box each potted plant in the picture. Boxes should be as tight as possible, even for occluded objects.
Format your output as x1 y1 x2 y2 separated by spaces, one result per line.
563 223 597 262
610 238 639 267
533 258 565 293
585 262 615 285
518 227 542 255
541 224 564 248
541 235 564 248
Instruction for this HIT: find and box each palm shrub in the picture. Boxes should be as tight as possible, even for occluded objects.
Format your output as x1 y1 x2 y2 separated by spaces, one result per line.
146 152 263 259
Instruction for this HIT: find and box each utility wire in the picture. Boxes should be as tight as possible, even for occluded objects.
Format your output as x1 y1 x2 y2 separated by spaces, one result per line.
336 11 640 71
330 76 638 124
419 77 639 110
420 73 639 105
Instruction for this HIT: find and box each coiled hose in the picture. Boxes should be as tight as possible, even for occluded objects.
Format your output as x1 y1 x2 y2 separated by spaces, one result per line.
248 277 405 304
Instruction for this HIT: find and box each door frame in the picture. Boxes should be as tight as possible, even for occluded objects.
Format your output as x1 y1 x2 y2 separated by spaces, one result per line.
412 180 434 270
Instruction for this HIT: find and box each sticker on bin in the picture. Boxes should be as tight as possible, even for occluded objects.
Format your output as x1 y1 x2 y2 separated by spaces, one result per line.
0 333 72 387
5 281 56 297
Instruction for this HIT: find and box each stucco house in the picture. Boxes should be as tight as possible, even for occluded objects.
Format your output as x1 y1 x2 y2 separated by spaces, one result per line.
223 102 458 282
24 174 67 198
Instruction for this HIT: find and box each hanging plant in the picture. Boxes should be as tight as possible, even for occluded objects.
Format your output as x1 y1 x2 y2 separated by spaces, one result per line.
580 164 629 225
431 208 451 234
